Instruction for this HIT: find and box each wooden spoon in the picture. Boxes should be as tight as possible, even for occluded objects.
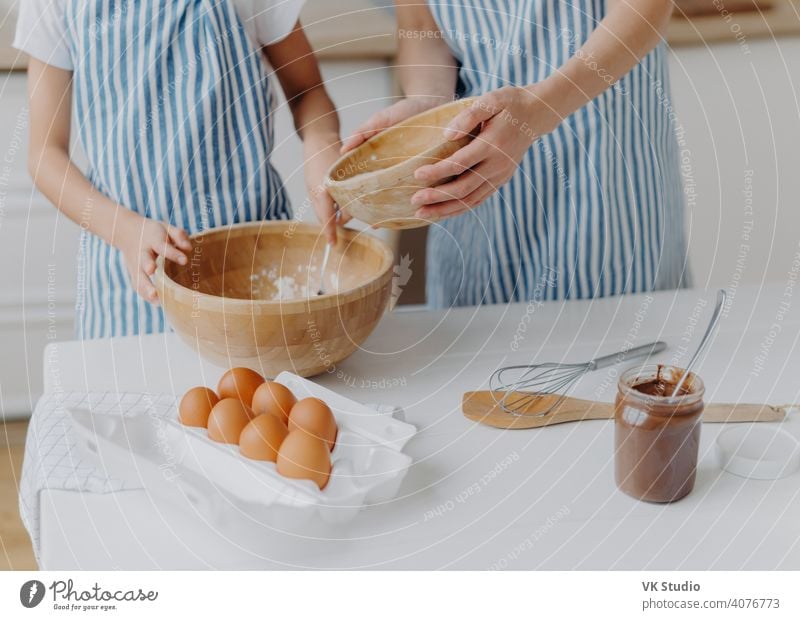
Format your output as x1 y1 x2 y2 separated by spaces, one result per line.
462 391 790 430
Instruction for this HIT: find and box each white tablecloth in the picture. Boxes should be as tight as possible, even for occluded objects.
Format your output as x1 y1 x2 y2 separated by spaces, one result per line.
30 286 800 569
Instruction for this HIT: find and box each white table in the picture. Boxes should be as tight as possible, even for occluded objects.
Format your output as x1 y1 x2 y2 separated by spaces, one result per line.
36 284 800 569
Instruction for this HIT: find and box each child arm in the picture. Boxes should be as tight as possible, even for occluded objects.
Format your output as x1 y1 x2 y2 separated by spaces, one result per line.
26 59 191 303
264 22 344 243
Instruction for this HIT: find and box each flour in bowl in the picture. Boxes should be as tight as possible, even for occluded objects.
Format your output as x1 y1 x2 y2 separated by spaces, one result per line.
249 264 339 301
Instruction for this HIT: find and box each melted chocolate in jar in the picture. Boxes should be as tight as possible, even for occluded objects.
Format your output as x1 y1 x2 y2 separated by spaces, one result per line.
632 378 691 398
614 366 704 503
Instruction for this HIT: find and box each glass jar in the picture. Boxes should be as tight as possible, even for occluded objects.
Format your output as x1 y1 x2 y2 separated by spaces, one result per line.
614 365 705 503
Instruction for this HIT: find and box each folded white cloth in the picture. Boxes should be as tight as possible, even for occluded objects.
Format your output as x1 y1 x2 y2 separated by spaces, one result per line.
19 390 402 562
19 391 176 561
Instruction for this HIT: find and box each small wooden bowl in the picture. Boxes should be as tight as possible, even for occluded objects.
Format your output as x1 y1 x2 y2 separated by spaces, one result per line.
154 222 394 377
325 98 477 230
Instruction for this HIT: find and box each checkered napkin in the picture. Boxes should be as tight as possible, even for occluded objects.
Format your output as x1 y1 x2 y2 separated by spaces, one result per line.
19 390 403 562
19 391 178 561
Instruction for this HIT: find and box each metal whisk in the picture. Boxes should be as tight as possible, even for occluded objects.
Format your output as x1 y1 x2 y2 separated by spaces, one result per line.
489 341 668 418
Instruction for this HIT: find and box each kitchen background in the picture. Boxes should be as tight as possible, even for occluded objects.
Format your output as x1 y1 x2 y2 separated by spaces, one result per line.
1 0 799 421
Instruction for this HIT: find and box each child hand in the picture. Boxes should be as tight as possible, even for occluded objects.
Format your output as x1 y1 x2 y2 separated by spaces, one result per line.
305 137 351 244
115 211 192 304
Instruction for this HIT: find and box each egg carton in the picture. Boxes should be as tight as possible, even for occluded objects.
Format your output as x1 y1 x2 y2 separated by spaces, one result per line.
69 372 416 531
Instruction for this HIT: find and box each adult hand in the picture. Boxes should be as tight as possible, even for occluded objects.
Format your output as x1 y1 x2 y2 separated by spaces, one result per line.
115 211 192 304
304 136 351 244
340 96 448 154
412 86 563 221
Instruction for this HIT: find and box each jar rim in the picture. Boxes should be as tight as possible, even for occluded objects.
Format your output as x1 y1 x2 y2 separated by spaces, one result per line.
618 364 705 405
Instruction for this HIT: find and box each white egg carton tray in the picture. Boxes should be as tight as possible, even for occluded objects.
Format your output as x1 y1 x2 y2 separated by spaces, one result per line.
69 372 416 530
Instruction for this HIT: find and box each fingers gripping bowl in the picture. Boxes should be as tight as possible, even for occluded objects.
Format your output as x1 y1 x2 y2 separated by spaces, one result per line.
154 222 394 378
325 97 477 230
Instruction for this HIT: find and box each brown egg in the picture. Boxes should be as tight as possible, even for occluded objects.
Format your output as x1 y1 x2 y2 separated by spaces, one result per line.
276 431 332 490
252 381 296 423
217 367 265 406
288 398 338 450
239 414 288 462
207 398 255 444
178 386 220 428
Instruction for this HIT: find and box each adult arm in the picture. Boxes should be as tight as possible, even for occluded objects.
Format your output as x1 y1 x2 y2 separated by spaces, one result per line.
414 0 675 219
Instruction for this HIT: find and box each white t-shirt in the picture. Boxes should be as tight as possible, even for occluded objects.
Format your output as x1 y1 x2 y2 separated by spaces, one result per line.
13 0 306 71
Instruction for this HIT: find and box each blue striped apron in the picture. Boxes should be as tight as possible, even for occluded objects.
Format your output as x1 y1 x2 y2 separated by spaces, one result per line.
426 0 688 307
65 0 291 338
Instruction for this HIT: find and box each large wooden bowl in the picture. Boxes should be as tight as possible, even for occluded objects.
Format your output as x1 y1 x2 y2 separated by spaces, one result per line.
325 98 476 230
154 222 394 378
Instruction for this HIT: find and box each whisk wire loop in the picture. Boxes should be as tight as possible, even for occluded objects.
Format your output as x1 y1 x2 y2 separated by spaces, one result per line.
490 341 668 418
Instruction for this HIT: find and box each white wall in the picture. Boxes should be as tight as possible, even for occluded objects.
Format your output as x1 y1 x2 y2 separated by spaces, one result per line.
669 37 800 289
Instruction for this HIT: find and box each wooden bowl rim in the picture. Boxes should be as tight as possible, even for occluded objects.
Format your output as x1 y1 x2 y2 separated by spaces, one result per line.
325 96 477 189
154 221 394 310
